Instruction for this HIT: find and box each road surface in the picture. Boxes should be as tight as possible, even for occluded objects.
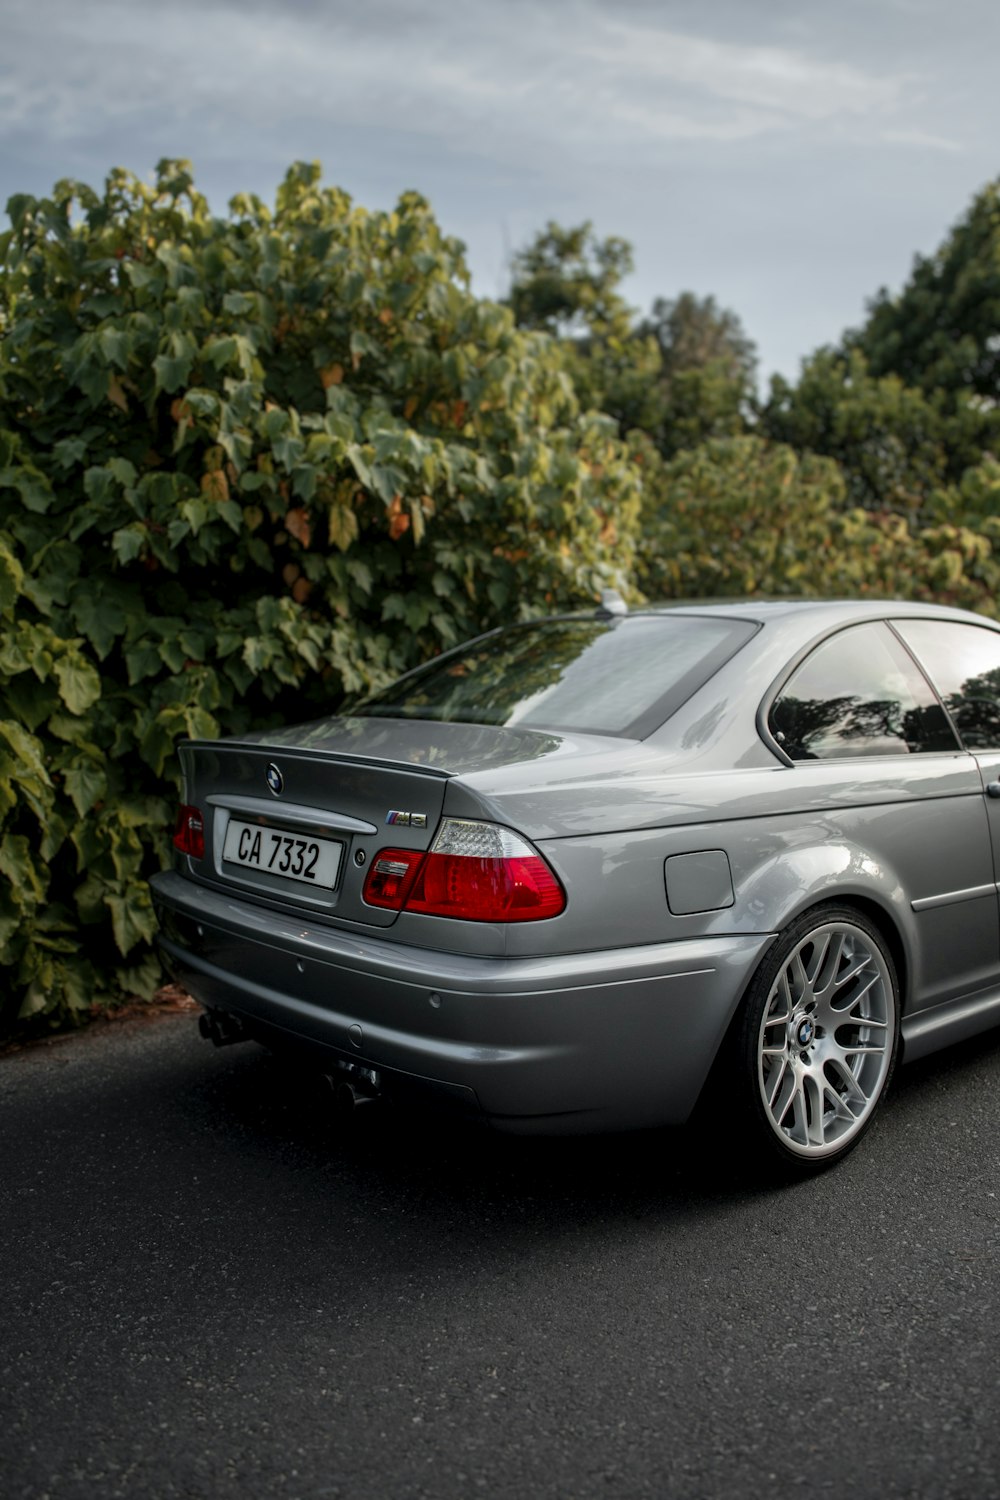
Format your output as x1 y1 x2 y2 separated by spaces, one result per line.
2 1014 999 1498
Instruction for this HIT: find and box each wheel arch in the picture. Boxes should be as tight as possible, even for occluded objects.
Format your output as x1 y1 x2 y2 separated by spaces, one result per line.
702 838 917 1017
696 886 909 1117
753 889 909 1012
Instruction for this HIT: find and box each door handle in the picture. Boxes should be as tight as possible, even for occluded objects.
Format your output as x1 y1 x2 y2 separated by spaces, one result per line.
987 782 1000 798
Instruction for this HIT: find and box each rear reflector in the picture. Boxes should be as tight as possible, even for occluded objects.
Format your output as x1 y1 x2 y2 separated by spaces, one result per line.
363 818 565 922
173 804 205 860
362 847 425 909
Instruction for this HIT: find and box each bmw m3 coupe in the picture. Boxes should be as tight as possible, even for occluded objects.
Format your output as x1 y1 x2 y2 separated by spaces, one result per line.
152 597 1000 1170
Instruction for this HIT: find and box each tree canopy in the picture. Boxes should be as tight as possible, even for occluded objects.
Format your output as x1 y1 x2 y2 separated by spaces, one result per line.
850 180 1000 406
507 225 755 455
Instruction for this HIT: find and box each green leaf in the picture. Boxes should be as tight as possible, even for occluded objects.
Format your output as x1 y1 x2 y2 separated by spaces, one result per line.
52 436 89 470
203 335 238 369
115 952 163 1001
346 444 374 490
105 886 158 956
108 457 137 489
71 589 128 660
154 352 194 393
123 261 163 291
0 719 51 785
97 326 131 369
0 834 45 902
112 524 146 565
372 463 407 505
272 435 305 471
84 465 115 505
223 291 256 315
12 469 54 514
125 641 162 684
0 536 24 613
63 760 108 817
54 655 102 715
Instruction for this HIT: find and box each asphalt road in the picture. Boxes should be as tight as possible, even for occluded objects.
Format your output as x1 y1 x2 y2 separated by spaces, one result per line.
2 1014 999 1500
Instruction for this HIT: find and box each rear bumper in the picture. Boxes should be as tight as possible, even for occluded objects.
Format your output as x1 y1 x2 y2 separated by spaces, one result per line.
151 870 775 1133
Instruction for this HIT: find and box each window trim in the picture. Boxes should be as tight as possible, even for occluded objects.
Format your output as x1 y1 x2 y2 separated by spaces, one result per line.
757 618 963 767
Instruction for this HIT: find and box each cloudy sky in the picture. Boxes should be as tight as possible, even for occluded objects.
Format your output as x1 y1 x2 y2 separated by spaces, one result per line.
3 0 998 384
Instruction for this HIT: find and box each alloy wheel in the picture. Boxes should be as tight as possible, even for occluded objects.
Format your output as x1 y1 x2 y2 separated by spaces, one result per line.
755 918 896 1161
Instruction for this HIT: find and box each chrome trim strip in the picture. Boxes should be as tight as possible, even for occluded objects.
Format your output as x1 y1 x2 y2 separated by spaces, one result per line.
910 882 996 913
206 794 377 835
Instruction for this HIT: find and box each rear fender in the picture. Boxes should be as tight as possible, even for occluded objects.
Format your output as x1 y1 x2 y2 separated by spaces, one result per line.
702 840 915 1009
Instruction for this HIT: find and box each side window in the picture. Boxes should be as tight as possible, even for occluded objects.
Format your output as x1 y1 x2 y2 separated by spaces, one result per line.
894 620 1000 751
768 622 957 761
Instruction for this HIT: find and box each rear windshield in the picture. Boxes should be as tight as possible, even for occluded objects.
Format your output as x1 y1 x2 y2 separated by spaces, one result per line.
354 615 758 738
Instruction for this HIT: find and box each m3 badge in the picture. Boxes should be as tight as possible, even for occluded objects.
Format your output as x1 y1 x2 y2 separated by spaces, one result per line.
385 810 427 828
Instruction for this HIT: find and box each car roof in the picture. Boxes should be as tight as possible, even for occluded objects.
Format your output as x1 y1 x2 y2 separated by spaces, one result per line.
630 598 1000 629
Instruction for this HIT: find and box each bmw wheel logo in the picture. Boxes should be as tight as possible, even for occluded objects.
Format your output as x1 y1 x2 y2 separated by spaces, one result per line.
265 763 284 796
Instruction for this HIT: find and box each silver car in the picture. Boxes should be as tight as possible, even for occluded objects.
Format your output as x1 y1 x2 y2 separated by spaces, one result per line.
151 598 1000 1171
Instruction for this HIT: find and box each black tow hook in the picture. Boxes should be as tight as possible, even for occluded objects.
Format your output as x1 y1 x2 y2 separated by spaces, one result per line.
198 1009 249 1048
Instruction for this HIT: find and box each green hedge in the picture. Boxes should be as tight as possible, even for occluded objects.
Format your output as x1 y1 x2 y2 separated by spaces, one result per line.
0 160 642 1036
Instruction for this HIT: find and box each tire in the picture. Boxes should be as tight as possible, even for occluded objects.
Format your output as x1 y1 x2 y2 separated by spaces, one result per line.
734 905 900 1172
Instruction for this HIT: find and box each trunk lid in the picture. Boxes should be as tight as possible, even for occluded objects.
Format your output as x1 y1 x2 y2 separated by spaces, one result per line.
176 717 620 928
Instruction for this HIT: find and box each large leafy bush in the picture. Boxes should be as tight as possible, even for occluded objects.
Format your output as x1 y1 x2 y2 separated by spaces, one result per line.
0 160 641 1035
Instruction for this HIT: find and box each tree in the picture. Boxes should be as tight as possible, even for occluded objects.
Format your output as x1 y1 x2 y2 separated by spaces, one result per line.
509 226 756 454
635 433 1000 615
507 220 635 339
851 178 1000 408
506 220 663 435
634 434 845 601
641 292 756 389
635 292 757 457
761 349 958 513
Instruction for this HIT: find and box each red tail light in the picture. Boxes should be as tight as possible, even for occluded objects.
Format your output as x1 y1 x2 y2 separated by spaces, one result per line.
363 819 565 922
173 804 205 860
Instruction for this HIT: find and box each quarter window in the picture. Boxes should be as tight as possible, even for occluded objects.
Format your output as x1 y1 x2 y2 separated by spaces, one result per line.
893 620 1000 751
768 622 957 761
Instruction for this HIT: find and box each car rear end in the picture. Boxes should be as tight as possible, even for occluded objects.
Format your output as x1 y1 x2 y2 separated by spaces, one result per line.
151 612 775 1132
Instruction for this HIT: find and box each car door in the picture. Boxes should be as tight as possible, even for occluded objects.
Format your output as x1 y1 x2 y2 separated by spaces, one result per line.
766 618 999 1014
894 617 1000 918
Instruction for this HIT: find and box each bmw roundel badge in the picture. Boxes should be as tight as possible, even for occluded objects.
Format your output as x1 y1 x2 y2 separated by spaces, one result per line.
265 763 284 796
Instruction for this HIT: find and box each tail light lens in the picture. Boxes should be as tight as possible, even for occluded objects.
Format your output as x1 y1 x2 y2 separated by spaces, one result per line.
363 818 565 922
173 804 205 860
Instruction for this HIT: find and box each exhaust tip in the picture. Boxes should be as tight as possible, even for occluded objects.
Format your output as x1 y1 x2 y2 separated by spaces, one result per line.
320 1069 383 1118
198 1009 249 1047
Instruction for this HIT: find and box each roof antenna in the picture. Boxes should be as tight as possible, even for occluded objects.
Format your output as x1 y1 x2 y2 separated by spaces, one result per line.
596 588 628 618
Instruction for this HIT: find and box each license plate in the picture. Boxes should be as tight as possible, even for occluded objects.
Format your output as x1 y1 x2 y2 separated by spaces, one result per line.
222 818 343 890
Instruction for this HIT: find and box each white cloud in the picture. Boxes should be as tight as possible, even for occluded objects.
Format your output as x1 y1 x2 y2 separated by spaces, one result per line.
0 0 919 164
882 127 963 152
583 19 907 123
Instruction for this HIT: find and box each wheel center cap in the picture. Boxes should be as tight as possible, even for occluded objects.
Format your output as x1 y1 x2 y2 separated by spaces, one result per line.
796 1016 815 1047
